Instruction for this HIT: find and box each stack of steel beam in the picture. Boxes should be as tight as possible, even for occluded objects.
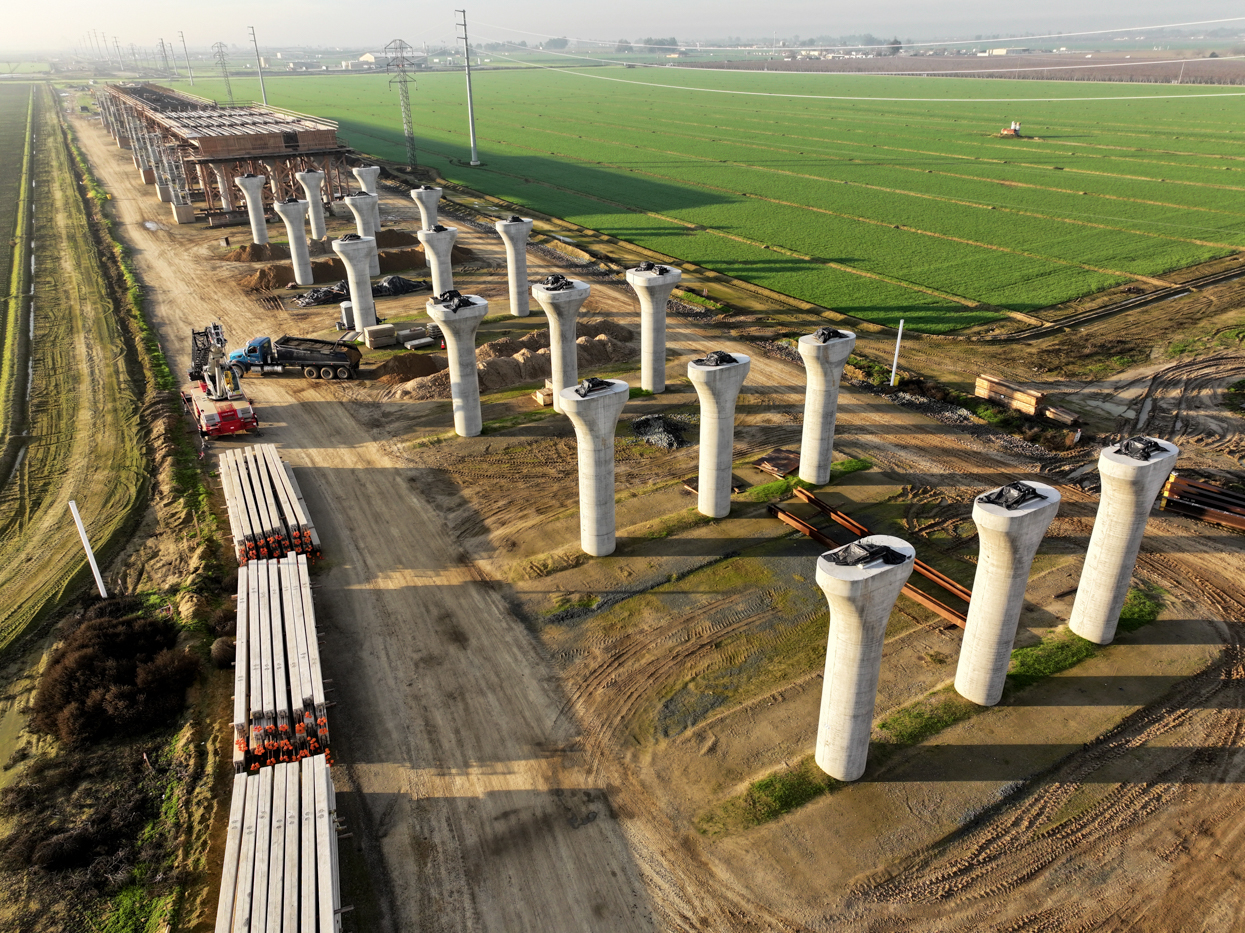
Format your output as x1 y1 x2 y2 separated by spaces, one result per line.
233 553 329 771
1160 472 1245 531
214 755 343 933
220 444 321 564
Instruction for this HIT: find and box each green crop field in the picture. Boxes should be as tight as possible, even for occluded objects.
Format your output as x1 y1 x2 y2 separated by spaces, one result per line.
0 84 30 303
185 68 1245 332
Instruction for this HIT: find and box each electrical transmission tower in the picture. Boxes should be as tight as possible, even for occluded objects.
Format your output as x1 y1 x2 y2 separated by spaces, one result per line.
385 39 420 170
158 38 173 76
212 42 234 105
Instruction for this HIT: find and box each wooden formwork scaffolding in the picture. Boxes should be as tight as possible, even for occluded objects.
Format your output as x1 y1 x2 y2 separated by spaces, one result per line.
214 755 343 933
220 445 321 564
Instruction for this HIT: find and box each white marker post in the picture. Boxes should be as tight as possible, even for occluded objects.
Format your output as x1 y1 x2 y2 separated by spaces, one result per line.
889 318 905 387
69 500 108 597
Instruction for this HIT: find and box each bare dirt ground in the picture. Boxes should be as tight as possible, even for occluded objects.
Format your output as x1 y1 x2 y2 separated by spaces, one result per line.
76 109 1245 933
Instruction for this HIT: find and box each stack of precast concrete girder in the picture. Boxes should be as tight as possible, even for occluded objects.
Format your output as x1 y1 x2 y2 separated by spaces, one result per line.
233 554 329 771
214 755 343 933
220 445 321 564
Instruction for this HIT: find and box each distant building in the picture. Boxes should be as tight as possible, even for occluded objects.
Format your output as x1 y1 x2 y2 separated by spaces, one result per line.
988 48 1031 56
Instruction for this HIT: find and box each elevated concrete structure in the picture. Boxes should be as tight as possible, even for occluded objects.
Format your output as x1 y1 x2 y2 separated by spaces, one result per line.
156 183 173 203
688 352 751 518
213 167 235 211
495 216 533 317
797 328 856 484
171 203 196 224
411 185 442 230
417 226 457 296
955 481 1061 706
1069 437 1179 645
274 198 313 286
343 194 379 275
331 236 377 329
815 536 915 781
625 263 682 393
352 164 382 229
531 277 591 413
296 170 326 239
559 379 631 556
426 295 489 437
235 174 269 245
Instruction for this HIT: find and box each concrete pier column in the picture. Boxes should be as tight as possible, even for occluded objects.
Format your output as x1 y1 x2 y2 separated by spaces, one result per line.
814 536 916 781
559 378 631 556
234 174 269 245
955 481 1062 706
331 235 377 330
797 327 857 484
295 171 327 239
352 165 382 229
1069 437 1179 645
411 185 442 230
417 225 458 296
688 352 751 518
155 183 173 203
531 276 591 413
625 262 682 394
495 216 533 317
274 198 313 286
343 194 379 275
213 167 235 211
426 295 489 437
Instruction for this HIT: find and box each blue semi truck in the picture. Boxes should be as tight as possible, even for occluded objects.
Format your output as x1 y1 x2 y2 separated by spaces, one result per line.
229 335 363 380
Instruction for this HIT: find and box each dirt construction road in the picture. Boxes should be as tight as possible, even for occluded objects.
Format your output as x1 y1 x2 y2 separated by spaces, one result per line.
75 121 655 931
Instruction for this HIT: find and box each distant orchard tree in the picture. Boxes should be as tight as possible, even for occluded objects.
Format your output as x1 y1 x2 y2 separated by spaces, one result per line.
616 40 633 53
887 38 902 56
545 37 569 50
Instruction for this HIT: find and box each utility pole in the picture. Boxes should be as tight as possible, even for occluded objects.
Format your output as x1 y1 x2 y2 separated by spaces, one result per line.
180 31 195 85
455 9 481 165
249 26 267 105
158 38 173 77
113 37 124 69
385 39 420 170
165 38 180 76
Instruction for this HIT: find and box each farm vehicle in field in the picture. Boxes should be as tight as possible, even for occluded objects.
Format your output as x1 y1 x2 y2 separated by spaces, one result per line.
229 335 363 380
182 323 260 438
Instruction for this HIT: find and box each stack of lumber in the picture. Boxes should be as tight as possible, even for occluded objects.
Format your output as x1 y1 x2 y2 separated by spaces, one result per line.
214 755 343 933
220 444 321 564
1160 472 1245 531
975 374 1045 416
233 554 329 771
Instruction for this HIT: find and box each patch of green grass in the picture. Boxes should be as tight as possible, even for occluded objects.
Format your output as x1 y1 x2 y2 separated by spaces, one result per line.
628 386 653 399
877 688 977 745
1168 336 1199 356
642 506 715 539
696 757 839 835
1117 583 1164 633
480 408 558 434
1006 628 1098 690
1226 379 1245 412
746 476 812 502
674 289 724 310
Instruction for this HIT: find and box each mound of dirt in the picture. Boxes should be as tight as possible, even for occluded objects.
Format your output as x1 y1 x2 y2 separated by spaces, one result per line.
579 318 632 341
378 247 425 274
375 228 420 248
224 243 290 262
240 257 346 291
375 352 448 385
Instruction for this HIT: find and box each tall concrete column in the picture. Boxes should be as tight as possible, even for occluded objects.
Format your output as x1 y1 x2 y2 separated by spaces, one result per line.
426 295 489 437
955 481 1062 706
274 199 313 286
411 185 442 230
418 225 458 296
797 328 857 484
234 174 269 245
331 235 377 329
495 216 533 317
688 352 751 518
625 262 681 394
1069 437 1179 645
343 194 379 275
213 167 235 211
815 536 915 781
295 171 327 239
559 379 631 557
352 165 382 230
531 276 591 414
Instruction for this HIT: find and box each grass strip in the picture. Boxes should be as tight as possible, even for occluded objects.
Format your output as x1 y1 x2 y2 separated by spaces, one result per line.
0 86 35 479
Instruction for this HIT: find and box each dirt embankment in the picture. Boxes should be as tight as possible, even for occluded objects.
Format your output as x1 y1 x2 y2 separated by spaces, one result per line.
384 319 634 399
239 242 473 291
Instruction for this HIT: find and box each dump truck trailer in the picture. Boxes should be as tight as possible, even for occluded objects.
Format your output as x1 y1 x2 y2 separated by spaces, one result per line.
229 335 363 380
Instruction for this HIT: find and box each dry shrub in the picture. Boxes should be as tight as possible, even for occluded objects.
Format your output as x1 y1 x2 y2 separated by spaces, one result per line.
211 637 236 669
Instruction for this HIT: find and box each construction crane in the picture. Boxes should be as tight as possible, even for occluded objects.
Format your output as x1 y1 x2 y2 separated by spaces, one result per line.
385 39 420 170
182 323 259 437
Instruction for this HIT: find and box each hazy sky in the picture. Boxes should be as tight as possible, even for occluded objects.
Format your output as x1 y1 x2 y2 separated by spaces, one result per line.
6 1 1241 54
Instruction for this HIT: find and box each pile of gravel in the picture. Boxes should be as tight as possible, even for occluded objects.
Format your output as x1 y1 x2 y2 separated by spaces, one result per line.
889 391 978 426
630 413 699 450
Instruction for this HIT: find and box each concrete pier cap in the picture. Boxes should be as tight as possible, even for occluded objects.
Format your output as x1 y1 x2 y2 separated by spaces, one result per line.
295 170 327 239
417 224 458 296
411 185 442 231
234 173 269 245
1069 436 1179 645
955 480 1061 707
797 327 857 484
343 193 380 275
426 293 489 437
273 198 313 286
495 215 534 317
558 378 631 556
352 164 382 229
815 535 916 781
331 234 377 330
625 261 682 394
688 351 751 519
531 274 592 413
